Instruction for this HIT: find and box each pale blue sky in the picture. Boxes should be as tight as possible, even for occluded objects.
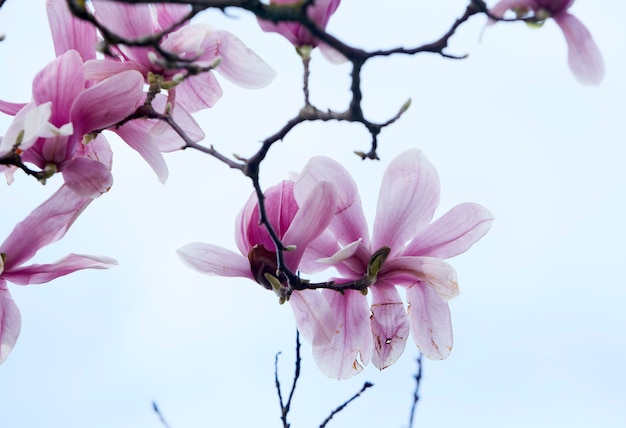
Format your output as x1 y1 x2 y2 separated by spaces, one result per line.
1 1 624 427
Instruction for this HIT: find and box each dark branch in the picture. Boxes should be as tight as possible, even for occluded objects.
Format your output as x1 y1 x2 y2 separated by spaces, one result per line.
319 382 374 428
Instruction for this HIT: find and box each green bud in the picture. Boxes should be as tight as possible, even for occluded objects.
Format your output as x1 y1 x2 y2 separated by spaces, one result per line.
366 246 391 280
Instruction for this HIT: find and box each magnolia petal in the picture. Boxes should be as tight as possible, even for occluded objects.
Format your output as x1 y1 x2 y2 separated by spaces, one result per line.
47 0 97 60
282 181 338 270
62 157 113 198
0 100 27 116
0 283 21 365
372 149 440 253
71 70 144 136
4 254 117 285
84 59 145 81
312 289 372 379
488 0 537 20
91 1 154 40
406 282 453 360
155 3 191 30
177 242 253 280
115 122 169 183
0 185 91 269
554 12 605 86
383 256 459 302
402 202 494 259
148 94 205 151
319 42 348 64
370 281 410 370
174 73 223 113
289 289 336 346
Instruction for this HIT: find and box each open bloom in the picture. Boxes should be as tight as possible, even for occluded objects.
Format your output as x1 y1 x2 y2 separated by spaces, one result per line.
0 186 117 364
178 179 340 347
489 0 604 85
291 149 494 378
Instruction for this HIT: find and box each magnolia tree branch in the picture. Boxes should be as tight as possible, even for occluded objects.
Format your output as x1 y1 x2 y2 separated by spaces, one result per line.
408 354 423 428
274 330 302 428
319 381 374 428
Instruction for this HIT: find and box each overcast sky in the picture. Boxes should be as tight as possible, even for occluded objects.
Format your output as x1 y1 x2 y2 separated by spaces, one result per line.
1 1 625 427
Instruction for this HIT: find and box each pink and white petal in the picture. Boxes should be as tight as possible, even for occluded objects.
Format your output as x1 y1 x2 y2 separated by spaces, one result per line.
282 181 338 270
312 289 372 379
383 256 459 302
47 0 97 60
33 50 85 126
174 73 223 113
70 70 144 136
488 0 539 20
4 254 117 285
0 185 90 270
402 202 494 259
0 100 27 116
406 282 453 360
295 156 370 247
177 242 254 280
77 134 113 171
115 122 169 183
62 157 113 198
0 282 21 365
91 1 155 40
318 42 348 64
554 12 605 86
83 59 146 82
156 3 192 30
201 30 276 88
370 281 410 370
372 149 440 253
234 191 259 257
148 95 205 151
289 289 336 346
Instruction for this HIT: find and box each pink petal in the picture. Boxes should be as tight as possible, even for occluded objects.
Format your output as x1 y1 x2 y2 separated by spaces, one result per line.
0 185 91 269
402 202 494 259
92 1 154 40
70 70 144 136
173 73 223 113
62 157 113 198
383 256 459 302
370 281 410 370
372 149 440 254
83 59 146 81
312 289 372 379
289 289 336 346
0 100 27 116
4 254 117 285
406 282 453 360
488 0 539 19
0 282 21 365
554 12 605 86
46 0 97 60
177 242 253 280
155 4 191 30
149 94 205 151
115 122 169 183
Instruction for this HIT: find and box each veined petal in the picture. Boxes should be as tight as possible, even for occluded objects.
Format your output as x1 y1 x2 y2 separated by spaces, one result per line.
115 122 169 183
383 256 459 302
0 100 27 116
402 203 494 259
312 289 372 379
84 59 145 82
289 289 336 346
91 1 155 40
372 149 440 253
174 73 223 113
4 254 117 285
177 242 253 280
0 282 21 365
554 12 605 86
0 185 91 270
62 157 113 198
155 3 191 30
47 0 97 60
406 282 453 360
370 281 410 370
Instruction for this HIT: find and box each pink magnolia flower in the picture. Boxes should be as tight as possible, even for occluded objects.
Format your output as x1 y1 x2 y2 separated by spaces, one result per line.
177 179 341 348
257 0 344 62
86 1 276 113
291 149 494 378
0 185 117 364
489 0 604 85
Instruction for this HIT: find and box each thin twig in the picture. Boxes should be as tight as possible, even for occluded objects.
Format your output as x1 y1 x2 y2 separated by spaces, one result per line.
408 354 423 428
275 330 302 428
319 382 374 428
152 401 172 428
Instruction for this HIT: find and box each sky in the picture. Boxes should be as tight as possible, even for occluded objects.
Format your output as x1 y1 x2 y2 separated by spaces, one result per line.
1 1 625 427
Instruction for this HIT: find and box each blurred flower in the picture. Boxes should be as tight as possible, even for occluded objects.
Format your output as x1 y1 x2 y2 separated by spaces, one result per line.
292 149 493 378
0 186 117 364
489 0 604 85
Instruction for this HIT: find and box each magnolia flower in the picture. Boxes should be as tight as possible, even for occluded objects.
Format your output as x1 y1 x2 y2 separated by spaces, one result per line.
0 185 117 364
86 1 276 113
291 149 494 378
489 0 604 85
257 0 344 62
178 179 341 348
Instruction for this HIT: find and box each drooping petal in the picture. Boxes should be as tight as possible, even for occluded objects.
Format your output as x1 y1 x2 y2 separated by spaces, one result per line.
289 289 336 346
177 242 254 280
0 100 27 116
47 0 97 60
115 122 169 183
370 281 410 370
406 282 453 360
70 70 144 136
173 73 223 113
3 254 117 285
312 289 372 379
383 256 459 302
61 157 113 198
0 282 21 365
372 149 440 253
402 203 494 259
554 12 604 85
0 185 90 270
